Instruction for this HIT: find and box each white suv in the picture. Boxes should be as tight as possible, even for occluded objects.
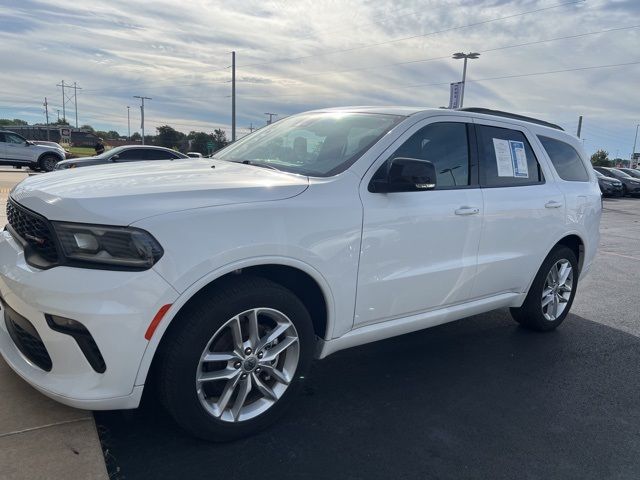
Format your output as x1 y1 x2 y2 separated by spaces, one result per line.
0 107 601 440
0 130 66 171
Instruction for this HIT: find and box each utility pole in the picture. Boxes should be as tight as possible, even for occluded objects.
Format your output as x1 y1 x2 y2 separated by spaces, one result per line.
452 52 480 108
43 97 50 140
56 109 60 122
133 96 152 144
72 82 82 128
576 115 583 138
247 122 255 133
57 80 66 123
231 51 236 142
265 113 278 125
632 124 639 167
127 106 131 141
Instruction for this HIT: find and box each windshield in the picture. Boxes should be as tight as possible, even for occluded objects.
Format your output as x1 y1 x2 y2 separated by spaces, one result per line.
609 168 631 179
214 112 404 177
621 168 640 178
94 146 125 159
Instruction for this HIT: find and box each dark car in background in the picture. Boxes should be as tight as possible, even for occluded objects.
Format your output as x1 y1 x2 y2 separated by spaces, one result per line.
55 145 188 170
618 167 640 179
593 169 623 197
593 166 640 196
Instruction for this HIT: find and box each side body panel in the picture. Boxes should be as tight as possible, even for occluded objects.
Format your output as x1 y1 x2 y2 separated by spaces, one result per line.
470 119 567 299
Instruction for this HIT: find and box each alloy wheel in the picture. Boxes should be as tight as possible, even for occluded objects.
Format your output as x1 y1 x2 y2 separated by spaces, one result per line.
541 259 573 321
196 307 300 422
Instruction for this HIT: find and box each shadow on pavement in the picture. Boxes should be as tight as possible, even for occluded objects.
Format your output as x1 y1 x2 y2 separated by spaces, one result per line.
95 310 640 480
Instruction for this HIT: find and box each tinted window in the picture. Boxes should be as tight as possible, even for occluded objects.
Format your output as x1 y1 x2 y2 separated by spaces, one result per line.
0 133 5 142
390 122 470 188
142 149 176 160
114 149 142 160
538 136 588 182
477 125 543 187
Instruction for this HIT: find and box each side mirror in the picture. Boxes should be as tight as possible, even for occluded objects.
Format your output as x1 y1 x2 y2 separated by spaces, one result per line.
25 141 34 146
370 157 437 193
111 154 120 161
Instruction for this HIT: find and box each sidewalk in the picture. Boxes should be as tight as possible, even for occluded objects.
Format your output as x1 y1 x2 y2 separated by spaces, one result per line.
0 170 108 480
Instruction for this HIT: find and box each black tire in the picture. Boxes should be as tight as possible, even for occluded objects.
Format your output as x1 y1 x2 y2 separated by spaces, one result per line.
622 185 628 197
38 154 59 172
158 276 315 441
510 245 578 331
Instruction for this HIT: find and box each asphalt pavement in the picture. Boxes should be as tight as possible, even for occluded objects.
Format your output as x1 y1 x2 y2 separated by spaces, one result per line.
95 197 640 480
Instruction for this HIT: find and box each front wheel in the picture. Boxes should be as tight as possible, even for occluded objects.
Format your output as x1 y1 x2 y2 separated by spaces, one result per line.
158 276 315 441
38 154 59 172
510 246 578 331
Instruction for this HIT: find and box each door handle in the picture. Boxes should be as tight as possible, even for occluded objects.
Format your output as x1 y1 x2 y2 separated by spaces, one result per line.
455 206 480 216
545 200 563 209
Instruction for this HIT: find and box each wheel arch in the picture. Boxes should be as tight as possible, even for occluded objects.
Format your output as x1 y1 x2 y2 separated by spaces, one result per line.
37 151 63 164
134 258 335 387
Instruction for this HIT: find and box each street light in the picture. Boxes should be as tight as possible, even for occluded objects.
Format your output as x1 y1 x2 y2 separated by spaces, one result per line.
452 52 480 108
632 124 639 167
126 106 130 141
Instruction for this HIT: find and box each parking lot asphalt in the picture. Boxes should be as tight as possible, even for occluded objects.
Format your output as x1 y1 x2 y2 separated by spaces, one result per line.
89 197 637 479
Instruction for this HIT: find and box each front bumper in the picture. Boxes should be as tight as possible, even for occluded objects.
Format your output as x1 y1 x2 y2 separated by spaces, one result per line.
599 182 623 196
0 230 178 410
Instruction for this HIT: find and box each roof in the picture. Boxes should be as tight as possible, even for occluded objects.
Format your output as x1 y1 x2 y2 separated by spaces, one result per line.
308 106 564 131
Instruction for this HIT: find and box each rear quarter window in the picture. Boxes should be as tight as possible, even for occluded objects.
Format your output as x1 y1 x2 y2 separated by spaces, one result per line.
538 136 589 182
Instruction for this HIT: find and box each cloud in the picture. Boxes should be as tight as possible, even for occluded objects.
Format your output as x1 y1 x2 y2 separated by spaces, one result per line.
0 0 638 155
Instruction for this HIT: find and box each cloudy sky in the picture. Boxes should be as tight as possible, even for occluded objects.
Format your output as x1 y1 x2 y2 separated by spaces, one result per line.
0 0 638 157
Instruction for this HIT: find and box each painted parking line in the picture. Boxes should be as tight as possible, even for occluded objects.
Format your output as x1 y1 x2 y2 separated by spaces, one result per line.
599 250 640 262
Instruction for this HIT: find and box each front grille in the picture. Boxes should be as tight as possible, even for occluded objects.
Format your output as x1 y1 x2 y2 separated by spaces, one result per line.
4 304 53 372
6 199 59 263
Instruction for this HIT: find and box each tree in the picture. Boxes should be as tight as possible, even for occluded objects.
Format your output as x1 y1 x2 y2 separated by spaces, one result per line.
188 131 214 155
80 124 95 132
0 118 27 126
156 125 185 148
212 128 229 151
52 118 70 125
130 132 142 142
590 149 611 167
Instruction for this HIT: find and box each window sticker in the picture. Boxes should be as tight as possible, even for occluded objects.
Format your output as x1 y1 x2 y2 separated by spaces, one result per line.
492 138 529 178
493 138 514 177
509 140 528 178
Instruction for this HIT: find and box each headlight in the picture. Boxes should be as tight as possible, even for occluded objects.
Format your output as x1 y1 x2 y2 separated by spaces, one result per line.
52 222 163 270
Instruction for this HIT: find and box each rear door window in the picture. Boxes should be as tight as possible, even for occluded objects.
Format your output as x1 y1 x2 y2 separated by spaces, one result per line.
476 125 544 187
538 136 589 182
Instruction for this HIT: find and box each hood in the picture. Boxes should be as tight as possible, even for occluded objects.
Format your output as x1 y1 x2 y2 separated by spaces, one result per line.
11 159 309 225
56 156 103 168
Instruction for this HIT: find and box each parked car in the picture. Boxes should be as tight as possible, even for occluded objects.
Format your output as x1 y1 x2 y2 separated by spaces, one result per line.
0 107 601 441
0 130 66 171
593 169 624 197
186 152 203 158
55 145 188 169
593 166 640 196
618 167 640 179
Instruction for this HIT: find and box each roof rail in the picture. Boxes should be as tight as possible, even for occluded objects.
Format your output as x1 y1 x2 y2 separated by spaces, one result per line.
459 107 564 131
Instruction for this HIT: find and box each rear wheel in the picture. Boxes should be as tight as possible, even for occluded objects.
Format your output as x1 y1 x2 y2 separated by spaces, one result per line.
510 246 578 331
158 276 314 441
38 154 59 172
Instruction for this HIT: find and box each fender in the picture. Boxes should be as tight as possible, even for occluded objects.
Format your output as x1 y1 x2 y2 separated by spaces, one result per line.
521 230 587 300
133 255 336 387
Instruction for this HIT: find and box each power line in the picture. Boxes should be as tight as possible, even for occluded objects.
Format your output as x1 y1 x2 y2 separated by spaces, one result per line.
231 59 640 99
238 0 586 68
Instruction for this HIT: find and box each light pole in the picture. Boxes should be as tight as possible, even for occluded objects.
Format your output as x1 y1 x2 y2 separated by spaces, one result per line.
127 106 131 141
632 124 639 167
452 52 480 108
133 96 151 144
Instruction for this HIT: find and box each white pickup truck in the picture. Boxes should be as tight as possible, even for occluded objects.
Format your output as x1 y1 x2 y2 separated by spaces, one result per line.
0 130 66 171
